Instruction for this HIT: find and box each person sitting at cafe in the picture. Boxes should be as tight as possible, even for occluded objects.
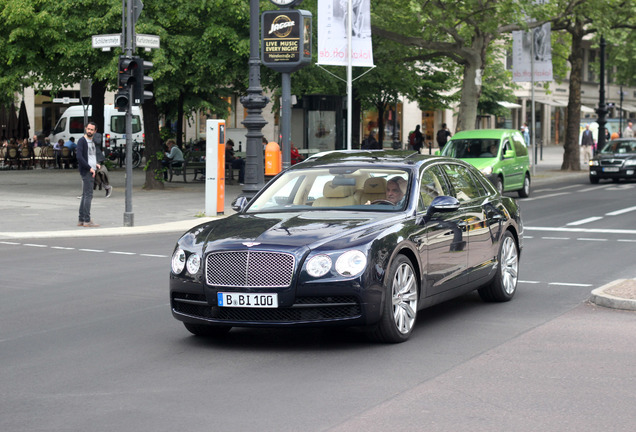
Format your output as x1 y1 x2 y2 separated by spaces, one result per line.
162 139 185 180
226 139 245 184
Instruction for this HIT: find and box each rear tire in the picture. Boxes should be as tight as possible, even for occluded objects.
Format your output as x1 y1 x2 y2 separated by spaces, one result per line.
518 174 530 198
478 231 518 302
370 255 418 343
184 323 232 337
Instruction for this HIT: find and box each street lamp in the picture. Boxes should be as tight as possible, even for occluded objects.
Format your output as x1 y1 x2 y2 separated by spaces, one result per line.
596 37 607 156
239 0 270 200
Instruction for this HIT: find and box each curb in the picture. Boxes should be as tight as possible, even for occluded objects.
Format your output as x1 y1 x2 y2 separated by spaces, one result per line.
590 279 636 311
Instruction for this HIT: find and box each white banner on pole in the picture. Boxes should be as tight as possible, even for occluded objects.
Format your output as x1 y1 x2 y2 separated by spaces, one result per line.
317 0 374 67
512 23 553 82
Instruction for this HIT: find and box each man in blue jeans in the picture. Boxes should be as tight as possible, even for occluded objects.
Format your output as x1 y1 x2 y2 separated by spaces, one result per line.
76 122 100 227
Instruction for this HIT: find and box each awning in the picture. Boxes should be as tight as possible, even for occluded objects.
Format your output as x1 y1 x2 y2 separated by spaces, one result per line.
497 101 522 109
580 105 596 113
535 98 568 107
618 104 636 112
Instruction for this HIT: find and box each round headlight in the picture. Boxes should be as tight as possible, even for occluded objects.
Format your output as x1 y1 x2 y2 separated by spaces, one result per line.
589 160 599 166
186 253 201 275
335 250 367 277
306 254 332 278
171 249 186 274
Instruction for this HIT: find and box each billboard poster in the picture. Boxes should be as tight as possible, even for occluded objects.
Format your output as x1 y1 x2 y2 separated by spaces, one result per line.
262 10 312 72
317 0 374 67
512 23 553 82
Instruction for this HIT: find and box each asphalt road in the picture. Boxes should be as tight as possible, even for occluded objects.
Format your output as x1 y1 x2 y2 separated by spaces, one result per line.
1 177 635 432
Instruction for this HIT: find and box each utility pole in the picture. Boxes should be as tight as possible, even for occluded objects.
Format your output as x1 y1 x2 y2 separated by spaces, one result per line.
596 37 607 156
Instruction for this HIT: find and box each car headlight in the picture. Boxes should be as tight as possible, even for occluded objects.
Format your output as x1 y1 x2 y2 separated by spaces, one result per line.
306 254 332 277
335 250 367 277
625 159 636 166
480 166 493 175
186 253 202 275
171 248 186 274
589 160 599 166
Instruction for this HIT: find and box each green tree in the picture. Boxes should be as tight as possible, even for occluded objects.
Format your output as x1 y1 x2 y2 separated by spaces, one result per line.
371 0 583 132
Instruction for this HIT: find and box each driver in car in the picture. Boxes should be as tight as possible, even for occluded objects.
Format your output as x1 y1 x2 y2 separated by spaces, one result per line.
386 177 407 205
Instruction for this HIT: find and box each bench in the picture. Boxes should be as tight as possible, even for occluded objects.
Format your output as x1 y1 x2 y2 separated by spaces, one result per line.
168 150 206 183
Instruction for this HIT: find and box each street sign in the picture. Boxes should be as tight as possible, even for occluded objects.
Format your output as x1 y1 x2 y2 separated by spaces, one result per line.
92 34 122 51
52 98 80 104
136 34 160 50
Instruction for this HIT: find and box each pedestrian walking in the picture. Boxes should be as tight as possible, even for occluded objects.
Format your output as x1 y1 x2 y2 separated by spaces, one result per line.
623 122 634 138
581 123 595 166
413 125 423 153
76 122 100 227
436 123 451 150
521 122 530 146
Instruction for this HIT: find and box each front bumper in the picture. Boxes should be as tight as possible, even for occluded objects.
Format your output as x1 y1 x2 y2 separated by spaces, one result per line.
170 277 384 328
589 167 636 179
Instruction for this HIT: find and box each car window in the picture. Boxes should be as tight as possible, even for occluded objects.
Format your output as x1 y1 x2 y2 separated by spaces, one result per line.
418 165 451 212
442 139 500 158
69 117 86 133
111 115 142 134
512 135 528 156
247 167 411 212
53 117 66 135
601 140 636 154
440 164 485 203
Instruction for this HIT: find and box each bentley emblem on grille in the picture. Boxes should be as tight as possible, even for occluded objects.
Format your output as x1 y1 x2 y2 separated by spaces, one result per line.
242 242 261 247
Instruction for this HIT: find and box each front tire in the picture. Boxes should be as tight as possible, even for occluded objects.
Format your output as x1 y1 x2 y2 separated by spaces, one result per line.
184 323 232 337
493 176 504 195
478 231 518 302
589 176 600 184
371 255 418 343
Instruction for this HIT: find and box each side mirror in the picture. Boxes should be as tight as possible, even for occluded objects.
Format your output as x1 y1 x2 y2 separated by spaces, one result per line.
231 196 249 213
434 150 441 156
423 195 460 222
503 149 514 159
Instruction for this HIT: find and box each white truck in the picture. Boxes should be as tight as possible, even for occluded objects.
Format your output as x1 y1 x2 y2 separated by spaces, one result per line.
49 105 144 147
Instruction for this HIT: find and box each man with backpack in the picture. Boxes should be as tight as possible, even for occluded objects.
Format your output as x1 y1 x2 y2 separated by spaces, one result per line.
409 125 423 153
436 123 451 150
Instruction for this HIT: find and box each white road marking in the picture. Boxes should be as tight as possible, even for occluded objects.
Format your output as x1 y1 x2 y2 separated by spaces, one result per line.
525 226 636 235
23 244 48 248
0 241 168 258
522 192 571 201
606 206 636 216
542 236 570 240
78 249 105 253
51 246 75 250
576 238 607 242
618 239 636 243
140 254 168 258
567 216 603 226
0 241 20 245
109 251 137 256
519 280 541 284
549 282 593 287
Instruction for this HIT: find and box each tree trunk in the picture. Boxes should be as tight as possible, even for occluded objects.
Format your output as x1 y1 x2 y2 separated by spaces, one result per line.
376 101 386 147
562 20 585 171
455 35 487 133
143 90 165 190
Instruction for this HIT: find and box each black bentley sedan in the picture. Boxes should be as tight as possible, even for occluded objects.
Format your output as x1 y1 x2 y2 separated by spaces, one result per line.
170 150 523 343
589 138 636 183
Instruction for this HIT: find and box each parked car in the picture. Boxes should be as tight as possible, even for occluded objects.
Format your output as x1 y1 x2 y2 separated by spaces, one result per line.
170 150 524 343
441 129 531 197
588 138 636 183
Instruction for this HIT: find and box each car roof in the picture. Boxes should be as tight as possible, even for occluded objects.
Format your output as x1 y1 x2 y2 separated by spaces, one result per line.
298 150 440 170
450 129 518 139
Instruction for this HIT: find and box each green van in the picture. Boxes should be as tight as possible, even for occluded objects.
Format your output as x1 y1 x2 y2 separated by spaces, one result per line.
441 129 531 197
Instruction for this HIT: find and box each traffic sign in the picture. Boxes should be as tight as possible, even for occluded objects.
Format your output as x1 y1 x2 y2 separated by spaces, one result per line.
136 34 160 50
92 34 122 51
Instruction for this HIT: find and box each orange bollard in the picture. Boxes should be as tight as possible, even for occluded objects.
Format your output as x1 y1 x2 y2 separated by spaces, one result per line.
265 141 282 176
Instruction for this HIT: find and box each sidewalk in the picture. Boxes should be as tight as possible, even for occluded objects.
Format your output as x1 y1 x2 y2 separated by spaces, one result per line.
0 145 586 240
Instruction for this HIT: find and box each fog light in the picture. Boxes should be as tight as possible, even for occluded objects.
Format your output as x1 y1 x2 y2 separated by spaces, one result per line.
627 170 634 175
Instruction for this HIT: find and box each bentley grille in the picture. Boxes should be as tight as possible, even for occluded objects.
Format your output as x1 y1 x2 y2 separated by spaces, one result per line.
206 251 295 288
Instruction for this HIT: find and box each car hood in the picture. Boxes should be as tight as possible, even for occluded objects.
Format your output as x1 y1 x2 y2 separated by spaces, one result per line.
460 158 495 170
180 211 401 251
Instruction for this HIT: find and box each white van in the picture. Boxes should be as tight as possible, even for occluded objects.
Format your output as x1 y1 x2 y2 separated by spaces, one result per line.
49 105 144 147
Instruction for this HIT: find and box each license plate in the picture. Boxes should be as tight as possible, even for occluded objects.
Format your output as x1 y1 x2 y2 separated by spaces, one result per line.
603 167 620 172
217 292 278 308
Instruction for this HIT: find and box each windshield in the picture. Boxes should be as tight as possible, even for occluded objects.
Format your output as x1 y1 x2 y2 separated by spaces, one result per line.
247 167 411 213
441 139 501 158
600 139 636 154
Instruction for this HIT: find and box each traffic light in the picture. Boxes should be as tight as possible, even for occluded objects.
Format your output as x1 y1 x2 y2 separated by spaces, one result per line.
133 57 153 105
115 56 138 111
